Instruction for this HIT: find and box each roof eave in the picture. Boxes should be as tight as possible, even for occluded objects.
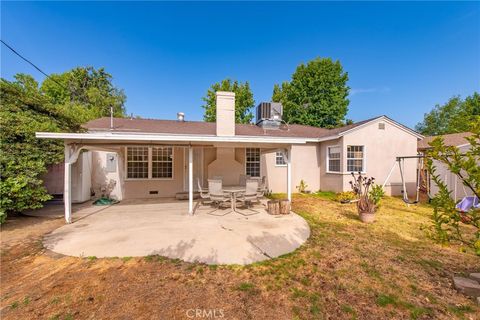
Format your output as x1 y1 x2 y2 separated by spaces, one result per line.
35 131 328 144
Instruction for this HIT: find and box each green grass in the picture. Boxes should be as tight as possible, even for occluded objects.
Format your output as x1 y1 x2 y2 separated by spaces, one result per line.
86 256 97 261
121 256 133 262
235 282 256 293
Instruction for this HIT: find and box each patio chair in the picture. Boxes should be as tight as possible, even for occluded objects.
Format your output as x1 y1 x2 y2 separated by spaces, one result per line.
192 178 212 215
236 179 260 216
257 176 267 197
207 179 232 216
239 174 250 186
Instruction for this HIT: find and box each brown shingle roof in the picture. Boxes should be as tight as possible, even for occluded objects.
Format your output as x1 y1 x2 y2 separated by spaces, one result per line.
417 132 473 150
84 117 332 138
83 115 420 140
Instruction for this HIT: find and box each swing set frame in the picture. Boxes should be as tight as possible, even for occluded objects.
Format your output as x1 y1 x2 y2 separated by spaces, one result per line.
382 155 429 205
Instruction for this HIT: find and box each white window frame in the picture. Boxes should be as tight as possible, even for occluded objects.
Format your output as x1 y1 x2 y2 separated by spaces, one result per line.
326 145 341 173
125 146 174 180
245 148 261 177
275 151 287 167
346 145 366 173
151 146 174 179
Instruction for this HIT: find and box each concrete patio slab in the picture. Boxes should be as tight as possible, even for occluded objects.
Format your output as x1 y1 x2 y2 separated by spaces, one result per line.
43 199 310 265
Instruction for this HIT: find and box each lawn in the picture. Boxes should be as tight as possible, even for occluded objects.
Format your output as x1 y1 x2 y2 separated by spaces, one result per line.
1 195 479 319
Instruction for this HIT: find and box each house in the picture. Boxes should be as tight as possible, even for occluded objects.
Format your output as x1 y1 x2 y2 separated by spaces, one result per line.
418 132 474 201
37 91 423 223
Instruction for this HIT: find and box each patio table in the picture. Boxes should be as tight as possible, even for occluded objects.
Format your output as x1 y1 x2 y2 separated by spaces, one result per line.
223 185 246 213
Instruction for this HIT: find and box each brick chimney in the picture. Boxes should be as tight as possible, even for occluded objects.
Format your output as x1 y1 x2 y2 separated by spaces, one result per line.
215 91 235 136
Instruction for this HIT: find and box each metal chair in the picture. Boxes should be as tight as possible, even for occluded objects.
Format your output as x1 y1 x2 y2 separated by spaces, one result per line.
192 178 211 214
236 179 260 215
207 179 231 216
239 174 250 186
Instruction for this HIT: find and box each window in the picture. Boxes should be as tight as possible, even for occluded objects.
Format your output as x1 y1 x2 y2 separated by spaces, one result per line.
275 151 286 166
347 145 364 172
327 146 341 172
127 147 148 179
126 146 174 179
151 147 173 178
246 148 261 177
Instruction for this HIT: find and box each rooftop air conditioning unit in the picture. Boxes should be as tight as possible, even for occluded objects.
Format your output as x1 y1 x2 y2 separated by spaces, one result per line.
256 102 283 129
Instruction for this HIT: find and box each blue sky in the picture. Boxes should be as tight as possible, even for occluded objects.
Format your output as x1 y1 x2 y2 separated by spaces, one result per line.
1 2 479 129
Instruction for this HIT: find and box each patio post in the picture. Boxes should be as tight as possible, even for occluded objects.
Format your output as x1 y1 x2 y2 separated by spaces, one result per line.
64 144 72 224
188 145 193 215
287 146 292 202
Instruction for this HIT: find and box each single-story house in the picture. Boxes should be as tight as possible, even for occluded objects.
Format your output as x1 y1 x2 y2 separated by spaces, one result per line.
418 132 474 201
37 91 423 223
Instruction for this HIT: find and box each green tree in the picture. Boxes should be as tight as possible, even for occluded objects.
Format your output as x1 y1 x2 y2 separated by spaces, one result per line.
272 57 350 128
415 92 480 135
202 78 255 124
0 67 126 222
41 66 126 120
425 125 480 255
0 76 80 220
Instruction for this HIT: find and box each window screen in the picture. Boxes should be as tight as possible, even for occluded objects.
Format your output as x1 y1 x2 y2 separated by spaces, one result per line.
127 147 148 179
347 145 364 172
246 148 261 177
328 146 341 172
151 147 173 178
275 151 286 166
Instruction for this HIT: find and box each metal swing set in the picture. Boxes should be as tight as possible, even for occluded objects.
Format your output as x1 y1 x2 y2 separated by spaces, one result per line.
381 155 429 205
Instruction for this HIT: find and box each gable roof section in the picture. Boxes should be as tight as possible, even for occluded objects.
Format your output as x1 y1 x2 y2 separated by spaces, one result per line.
327 115 424 139
418 132 473 150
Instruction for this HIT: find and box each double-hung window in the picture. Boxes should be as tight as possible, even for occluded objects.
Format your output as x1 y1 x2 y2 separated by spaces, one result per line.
327 146 341 172
127 147 149 179
347 145 365 172
126 146 173 179
275 151 286 166
151 147 173 178
245 148 261 177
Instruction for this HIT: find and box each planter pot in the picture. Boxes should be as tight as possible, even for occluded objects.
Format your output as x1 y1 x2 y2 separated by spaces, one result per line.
359 211 375 223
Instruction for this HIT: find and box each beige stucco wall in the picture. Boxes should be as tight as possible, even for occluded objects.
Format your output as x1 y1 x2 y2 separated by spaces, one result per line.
319 138 344 192
340 119 419 196
262 143 320 193
91 150 124 201
124 147 185 198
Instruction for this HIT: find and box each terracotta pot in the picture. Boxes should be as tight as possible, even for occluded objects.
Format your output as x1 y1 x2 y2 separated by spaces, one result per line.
359 211 375 223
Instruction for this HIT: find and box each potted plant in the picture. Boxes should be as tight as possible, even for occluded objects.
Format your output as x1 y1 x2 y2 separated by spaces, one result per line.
349 172 376 223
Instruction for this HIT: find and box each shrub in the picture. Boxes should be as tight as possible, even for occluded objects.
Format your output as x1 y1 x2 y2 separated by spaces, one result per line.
425 128 479 255
349 172 376 213
336 191 357 203
296 179 309 193
369 185 385 206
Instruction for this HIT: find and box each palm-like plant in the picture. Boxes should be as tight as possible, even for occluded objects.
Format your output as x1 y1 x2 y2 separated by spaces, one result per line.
349 172 376 213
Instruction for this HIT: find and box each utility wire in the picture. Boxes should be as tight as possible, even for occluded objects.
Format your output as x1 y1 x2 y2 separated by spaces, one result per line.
1 39 67 90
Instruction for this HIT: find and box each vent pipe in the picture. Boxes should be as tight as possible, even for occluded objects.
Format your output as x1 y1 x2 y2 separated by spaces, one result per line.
177 112 185 122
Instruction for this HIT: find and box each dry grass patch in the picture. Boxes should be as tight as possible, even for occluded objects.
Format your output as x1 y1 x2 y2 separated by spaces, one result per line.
1 196 479 319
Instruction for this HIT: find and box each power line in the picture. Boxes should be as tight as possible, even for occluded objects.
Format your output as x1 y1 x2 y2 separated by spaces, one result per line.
1 39 67 90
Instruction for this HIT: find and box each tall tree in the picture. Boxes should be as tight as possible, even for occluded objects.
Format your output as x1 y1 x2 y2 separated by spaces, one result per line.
41 66 126 120
272 57 350 128
0 67 126 222
415 92 480 135
202 78 255 124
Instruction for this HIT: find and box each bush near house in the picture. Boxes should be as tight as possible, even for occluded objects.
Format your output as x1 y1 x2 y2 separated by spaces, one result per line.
0 68 126 222
425 127 480 255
